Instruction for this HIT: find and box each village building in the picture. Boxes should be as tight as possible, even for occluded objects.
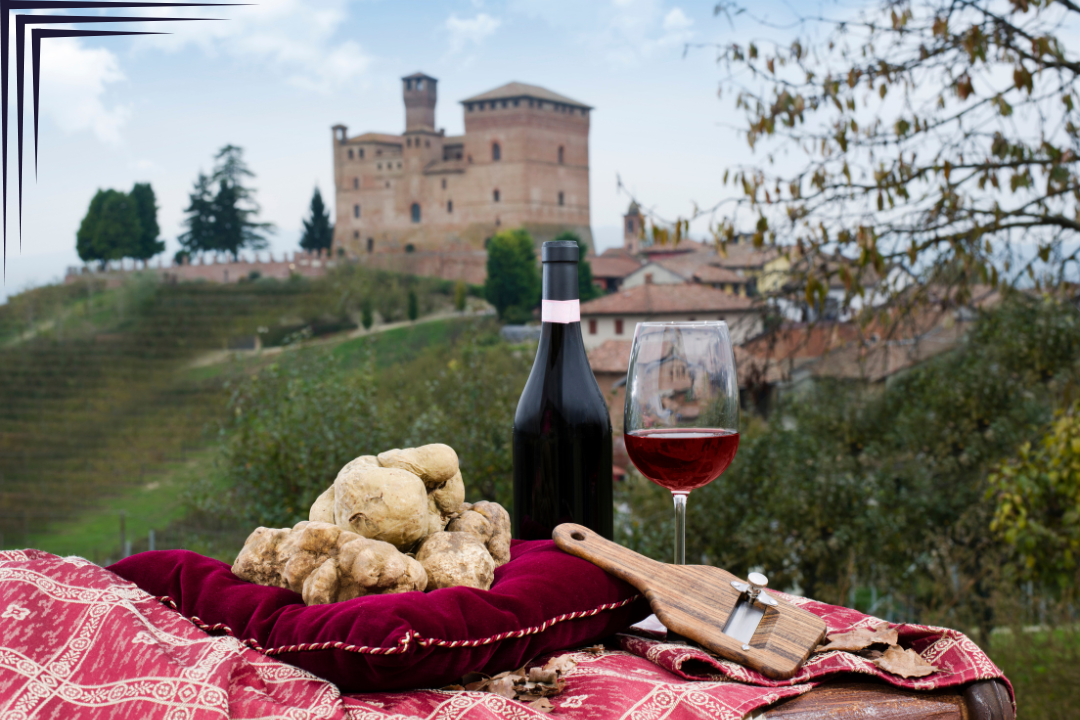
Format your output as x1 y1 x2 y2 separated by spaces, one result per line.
578 281 761 350
331 74 593 258
588 247 642 293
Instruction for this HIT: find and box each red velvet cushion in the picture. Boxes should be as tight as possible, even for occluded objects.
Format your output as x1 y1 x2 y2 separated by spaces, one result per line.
108 539 649 693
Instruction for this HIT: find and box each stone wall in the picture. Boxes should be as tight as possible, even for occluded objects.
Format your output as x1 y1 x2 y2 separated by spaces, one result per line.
64 250 331 287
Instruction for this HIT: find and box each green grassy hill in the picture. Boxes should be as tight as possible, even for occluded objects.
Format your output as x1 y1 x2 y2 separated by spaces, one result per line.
0 269 469 560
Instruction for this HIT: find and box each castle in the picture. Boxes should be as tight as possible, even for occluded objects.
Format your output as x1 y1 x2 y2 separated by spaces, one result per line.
331 73 593 257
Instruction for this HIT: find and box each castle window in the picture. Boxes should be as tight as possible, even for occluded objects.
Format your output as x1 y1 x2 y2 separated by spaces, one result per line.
354 204 361 218
348 149 354 159
615 319 625 335
466 103 473 112
386 181 390 188
377 163 382 170
441 178 447 190
377 149 382 155
558 191 564 206
588 319 597 335
447 200 453 213
359 148 364 159
367 237 374 253
411 203 421 223
397 162 402 169
406 138 411 147
493 189 500 203
501 100 508 108
353 177 359 189
558 146 564 164
425 140 430 148
626 218 634 234
417 79 424 90
492 143 501 162
513 99 519 107
353 230 359 239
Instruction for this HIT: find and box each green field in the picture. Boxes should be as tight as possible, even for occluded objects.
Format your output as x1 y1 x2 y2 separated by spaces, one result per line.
0 270 467 560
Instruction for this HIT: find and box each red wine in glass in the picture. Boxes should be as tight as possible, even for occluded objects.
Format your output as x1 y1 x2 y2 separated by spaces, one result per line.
625 428 740 492
623 321 740 565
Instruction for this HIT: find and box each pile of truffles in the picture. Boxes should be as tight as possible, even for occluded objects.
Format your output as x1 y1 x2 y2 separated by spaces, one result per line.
232 444 512 605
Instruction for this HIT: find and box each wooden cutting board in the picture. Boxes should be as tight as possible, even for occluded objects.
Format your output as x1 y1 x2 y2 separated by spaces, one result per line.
553 523 827 679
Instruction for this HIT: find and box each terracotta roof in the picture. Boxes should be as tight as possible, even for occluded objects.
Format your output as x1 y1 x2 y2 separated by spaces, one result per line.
590 255 642 279
348 132 402 145
713 242 781 269
580 283 757 316
461 82 591 109
588 339 633 373
600 247 638 260
694 265 748 284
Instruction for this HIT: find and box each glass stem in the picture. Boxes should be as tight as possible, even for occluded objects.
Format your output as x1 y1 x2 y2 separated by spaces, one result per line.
673 492 688 565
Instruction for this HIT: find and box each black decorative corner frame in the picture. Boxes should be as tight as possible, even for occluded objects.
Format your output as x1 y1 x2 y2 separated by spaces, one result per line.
1 1 238 268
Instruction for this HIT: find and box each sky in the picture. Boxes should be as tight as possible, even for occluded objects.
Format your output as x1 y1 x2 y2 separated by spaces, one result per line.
0 0 780 301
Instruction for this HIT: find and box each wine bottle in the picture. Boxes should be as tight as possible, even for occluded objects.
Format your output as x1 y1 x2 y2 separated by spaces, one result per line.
513 240 614 540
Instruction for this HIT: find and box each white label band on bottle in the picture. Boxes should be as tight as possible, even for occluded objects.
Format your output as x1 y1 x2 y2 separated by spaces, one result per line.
541 299 580 324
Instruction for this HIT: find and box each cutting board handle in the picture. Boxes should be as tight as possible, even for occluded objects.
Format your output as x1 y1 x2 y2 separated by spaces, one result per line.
552 523 666 591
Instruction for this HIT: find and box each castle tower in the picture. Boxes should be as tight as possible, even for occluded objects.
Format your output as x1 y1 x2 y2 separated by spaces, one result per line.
624 201 643 254
403 72 437 132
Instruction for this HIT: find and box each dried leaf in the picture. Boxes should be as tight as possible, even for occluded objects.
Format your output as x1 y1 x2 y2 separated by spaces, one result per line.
529 697 555 714
487 676 518 699
528 667 559 684
542 654 579 675
441 684 465 692
583 644 606 655
818 623 899 652
874 646 938 678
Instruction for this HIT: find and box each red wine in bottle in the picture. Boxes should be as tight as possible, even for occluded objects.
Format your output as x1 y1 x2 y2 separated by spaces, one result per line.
625 428 740 493
513 240 614 540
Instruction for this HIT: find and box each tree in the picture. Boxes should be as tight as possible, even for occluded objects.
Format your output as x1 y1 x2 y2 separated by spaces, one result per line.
75 189 143 269
300 187 334 253
178 145 274 258
484 229 540 322
639 0 1079 310
553 230 601 301
129 183 164 261
76 190 109 268
178 173 216 257
989 402 1080 589
407 289 419 322
454 280 468 313
361 297 374 330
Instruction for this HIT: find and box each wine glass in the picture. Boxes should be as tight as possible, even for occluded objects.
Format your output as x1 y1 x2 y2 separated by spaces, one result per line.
623 322 740 565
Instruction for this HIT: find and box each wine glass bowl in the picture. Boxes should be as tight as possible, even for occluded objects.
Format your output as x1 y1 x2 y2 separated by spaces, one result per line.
623 322 740 564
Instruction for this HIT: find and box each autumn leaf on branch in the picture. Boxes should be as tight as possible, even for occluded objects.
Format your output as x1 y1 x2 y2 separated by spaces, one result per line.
625 0 1080 315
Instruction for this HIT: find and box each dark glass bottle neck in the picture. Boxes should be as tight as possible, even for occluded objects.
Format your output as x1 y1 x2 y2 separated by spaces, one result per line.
543 261 578 301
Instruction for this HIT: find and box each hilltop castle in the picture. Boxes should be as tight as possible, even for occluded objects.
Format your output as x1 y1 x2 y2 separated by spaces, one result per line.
331 73 593 257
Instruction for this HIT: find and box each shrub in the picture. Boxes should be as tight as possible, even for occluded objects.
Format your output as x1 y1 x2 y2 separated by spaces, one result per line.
221 331 532 527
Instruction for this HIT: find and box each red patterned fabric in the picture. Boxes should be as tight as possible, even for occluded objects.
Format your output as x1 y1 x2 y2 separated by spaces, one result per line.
106 540 651 692
0 550 1012 720
617 590 1014 701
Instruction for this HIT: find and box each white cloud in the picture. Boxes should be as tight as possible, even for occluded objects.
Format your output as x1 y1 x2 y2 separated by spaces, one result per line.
132 0 374 93
509 0 694 66
38 38 129 145
445 12 502 55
